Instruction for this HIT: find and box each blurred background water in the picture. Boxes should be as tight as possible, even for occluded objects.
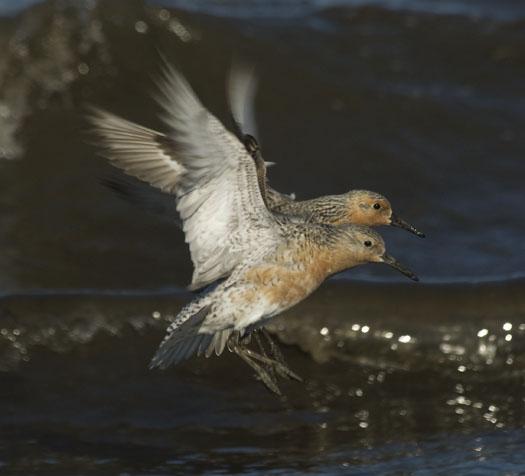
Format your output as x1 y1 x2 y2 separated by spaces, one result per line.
0 0 524 474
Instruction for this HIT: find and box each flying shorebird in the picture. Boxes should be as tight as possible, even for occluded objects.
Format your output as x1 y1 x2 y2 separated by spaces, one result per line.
88 62 423 293
226 62 425 236
148 223 416 382
87 61 420 394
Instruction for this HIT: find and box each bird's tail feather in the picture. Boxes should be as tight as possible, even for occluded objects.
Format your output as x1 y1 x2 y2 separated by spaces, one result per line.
205 329 234 358
149 302 235 369
149 303 210 369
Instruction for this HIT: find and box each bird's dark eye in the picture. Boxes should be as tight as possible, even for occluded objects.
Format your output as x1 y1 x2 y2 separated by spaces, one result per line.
373 203 381 210
364 240 372 247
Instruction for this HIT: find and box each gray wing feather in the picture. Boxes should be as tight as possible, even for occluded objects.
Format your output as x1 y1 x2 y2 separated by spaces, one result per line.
153 61 278 289
89 61 279 290
87 108 184 194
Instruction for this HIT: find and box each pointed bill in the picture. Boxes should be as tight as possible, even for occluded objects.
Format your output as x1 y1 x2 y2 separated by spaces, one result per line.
390 213 425 238
382 253 419 281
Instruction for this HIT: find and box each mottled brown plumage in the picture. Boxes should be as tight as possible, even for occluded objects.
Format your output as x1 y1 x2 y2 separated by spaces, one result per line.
230 65 425 238
149 221 416 369
88 61 419 389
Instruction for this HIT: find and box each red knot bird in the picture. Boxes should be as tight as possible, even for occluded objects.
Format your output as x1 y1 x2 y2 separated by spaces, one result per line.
149 222 416 392
227 62 425 237
88 61 420 394
89 62 423 293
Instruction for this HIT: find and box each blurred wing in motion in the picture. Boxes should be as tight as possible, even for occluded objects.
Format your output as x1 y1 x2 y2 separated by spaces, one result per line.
227 63 295 209
227 62 275 208
101 174 180 225
227 61 259 141
88 61 278 290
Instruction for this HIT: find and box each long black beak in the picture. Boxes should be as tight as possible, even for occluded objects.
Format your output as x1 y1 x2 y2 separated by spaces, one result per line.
382 253 419 281
390 214 425 238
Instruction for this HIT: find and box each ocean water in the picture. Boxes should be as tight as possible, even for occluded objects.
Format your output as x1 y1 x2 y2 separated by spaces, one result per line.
0 0 524 474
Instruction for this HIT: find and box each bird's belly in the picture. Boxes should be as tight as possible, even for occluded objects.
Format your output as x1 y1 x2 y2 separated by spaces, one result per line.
244 264 322 314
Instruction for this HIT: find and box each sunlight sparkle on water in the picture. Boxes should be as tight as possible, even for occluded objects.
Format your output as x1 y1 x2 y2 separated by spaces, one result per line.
477 328 488 338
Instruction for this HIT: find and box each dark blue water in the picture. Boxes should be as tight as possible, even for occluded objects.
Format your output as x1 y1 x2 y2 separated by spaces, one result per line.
1 0 524 474
151 0 525 21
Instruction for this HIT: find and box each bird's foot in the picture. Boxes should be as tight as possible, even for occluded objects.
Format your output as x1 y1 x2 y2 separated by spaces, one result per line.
244 347 303 382
232 344 282 395
229 329 303 395
260 329 303 382
261 329 290 367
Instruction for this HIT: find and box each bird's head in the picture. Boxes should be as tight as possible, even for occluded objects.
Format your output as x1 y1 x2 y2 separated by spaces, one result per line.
334 225 419 281
343 190 425 238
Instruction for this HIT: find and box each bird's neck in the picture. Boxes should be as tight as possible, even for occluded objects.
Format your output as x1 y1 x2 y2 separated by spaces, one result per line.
291 224 364 280
273 194 349 225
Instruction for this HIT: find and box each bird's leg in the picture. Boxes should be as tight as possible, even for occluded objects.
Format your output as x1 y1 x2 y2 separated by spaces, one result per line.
254 331 269 358
232 344 282 396
261 328 303 382
227 330 302 395
262 329 286 365
240 332 252 345
240 346 303 383
252 330 275 373
252 331 278 379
